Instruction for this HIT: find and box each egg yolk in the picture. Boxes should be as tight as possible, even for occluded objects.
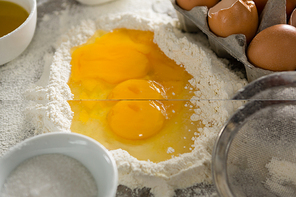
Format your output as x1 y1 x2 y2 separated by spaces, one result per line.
107 79 166 100
108 79 166 140
108 101 165 140
68 29 202 163
70 30 150 84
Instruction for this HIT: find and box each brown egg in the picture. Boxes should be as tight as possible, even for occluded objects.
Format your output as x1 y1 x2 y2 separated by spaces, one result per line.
176 0 220 11
208 0 258 43
247 24 296 71
289 8 296 27
287 0 296 17
252 0 268 15
253 0 295 17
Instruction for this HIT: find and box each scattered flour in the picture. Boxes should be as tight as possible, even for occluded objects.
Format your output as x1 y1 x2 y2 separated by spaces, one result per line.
25 11 247 197
167 147 175 154
265 157 296 197
1 154 97 197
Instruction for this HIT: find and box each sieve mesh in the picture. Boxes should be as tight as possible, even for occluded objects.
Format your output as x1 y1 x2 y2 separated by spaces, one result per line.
213 72 296 197
227 103 296 197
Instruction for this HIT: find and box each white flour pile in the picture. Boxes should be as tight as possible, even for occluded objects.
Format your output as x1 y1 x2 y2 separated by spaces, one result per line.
1 154 97 197
265 157 296 197
25 10 247 196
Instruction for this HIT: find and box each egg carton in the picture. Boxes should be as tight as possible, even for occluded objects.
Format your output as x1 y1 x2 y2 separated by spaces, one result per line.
172 0 287 82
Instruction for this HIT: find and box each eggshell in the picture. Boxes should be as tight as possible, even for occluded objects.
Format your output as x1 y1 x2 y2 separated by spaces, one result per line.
287 0 296 17
176 0 219 11
247 24 296 71
289 8 296 27
208 0 259 43
253 0 268 15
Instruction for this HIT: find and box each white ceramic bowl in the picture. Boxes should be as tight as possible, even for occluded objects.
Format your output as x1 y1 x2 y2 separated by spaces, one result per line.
0 0 37 65
0 132 118 197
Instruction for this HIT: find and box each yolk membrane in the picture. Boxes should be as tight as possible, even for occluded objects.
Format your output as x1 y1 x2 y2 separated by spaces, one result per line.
68 28 202 163
107 79 166 100
108 101 165 140
70 29 151 84
107 79 166 140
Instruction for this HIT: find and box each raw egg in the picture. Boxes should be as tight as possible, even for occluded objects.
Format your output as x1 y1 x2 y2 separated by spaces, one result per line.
107 79 166 100
107 101 165 140
68 29 202 163
208 0 259 43
247 24 296 71
176 0 220 10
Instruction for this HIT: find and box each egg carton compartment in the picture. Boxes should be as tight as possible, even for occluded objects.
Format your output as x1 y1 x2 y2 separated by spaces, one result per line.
172 0 288 82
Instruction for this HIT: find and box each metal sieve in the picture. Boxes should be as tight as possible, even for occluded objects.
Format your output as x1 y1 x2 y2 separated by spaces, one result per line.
212 71 296 197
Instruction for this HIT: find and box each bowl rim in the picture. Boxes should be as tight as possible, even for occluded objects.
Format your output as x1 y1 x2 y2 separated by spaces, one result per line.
0 0 37 40
212 71 296 197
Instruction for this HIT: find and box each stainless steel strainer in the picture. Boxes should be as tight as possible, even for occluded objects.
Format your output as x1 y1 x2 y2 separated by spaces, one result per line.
212 71 296 197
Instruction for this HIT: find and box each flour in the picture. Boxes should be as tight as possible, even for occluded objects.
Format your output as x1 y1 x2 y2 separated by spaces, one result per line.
25 12 247 196
1 154 97 197
0 0 177 155
19 1 248 197
167 147 175 154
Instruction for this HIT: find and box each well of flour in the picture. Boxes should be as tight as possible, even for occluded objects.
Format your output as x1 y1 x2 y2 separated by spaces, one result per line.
25 10 247 197
67 28 201 163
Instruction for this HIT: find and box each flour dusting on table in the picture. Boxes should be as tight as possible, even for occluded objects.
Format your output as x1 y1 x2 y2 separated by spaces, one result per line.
25 11 246 197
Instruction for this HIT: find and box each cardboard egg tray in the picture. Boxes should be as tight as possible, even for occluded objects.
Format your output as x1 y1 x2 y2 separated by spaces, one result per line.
172 0 287 82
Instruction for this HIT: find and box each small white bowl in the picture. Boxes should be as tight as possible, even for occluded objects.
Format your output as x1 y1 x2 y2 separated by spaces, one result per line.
0 0 37 65
0 132 118 197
